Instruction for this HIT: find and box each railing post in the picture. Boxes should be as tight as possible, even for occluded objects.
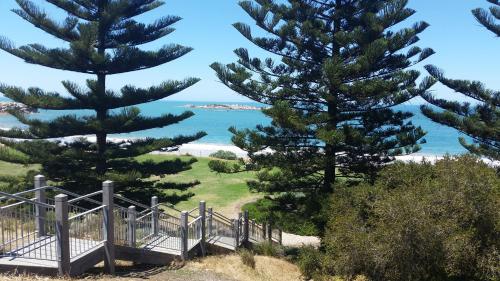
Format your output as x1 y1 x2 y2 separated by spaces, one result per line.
55 194 70 276
127 206 136 248
238 212 243 246
34 175 47 238
243 210 249 245
262 222 267 240
151 196 159 236
102 181 115 275
232 219 239 248
207 207 213 237
199 201 206 256
267 222 272 242
278 229 283 245
180 211 189 260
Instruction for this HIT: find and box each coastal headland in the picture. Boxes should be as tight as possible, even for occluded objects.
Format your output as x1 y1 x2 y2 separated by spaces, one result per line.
0 102 37 114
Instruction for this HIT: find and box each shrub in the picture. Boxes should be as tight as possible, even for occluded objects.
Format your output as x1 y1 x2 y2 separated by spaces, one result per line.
238 248 256 269
242 193 328 236
322 155 499 281
297 246 323 280
209 150 238 160
253 241 284 257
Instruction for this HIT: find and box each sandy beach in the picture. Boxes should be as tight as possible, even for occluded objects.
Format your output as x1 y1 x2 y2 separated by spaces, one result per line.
151 142 499 167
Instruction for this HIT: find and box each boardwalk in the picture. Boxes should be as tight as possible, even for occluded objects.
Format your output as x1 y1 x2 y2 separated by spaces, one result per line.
0 175 281 276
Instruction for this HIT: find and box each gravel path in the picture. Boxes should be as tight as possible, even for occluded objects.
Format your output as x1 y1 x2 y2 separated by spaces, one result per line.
281 232 321 248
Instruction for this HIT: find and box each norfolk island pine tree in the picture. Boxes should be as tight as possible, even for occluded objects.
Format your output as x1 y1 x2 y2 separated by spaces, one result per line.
0 0 206 203
209 0 435 231
421 0 499 161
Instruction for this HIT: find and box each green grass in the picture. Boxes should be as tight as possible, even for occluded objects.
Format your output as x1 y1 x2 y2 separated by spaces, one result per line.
134 154 259 215
0 154 259 215
0 161 38 177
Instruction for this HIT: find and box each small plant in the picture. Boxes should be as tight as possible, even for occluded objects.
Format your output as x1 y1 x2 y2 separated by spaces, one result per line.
238 249 256 269
253 241 284 257
209 150 238 160
297 246 322 280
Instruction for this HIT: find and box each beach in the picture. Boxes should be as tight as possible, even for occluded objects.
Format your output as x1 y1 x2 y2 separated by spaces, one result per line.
150 142 499 166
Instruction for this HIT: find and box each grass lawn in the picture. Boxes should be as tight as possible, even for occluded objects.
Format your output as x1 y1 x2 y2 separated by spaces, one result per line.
137 154 259 216
0 161 37 177
0 154 259 216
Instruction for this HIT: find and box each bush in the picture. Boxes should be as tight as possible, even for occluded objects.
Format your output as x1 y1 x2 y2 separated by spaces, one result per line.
242 193 328 236
238 248 256 269
297 246 323 280
209 150 238 160
321 155 499 281
253 241 284 257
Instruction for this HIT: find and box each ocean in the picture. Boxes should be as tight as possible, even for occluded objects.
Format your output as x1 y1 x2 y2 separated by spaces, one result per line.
0 98 469 156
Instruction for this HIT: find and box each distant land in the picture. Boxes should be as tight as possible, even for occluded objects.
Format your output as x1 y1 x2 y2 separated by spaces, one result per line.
184 104 266 111
0 102 37 114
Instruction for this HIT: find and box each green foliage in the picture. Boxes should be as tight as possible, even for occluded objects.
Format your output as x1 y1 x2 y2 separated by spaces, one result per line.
238 248 256 269
0 0 205 202
253 241 284 258
297 246 323 280
243 194 327 236
320 155 499 281
421 1 499 161
208 159 243 174
209 150 238 160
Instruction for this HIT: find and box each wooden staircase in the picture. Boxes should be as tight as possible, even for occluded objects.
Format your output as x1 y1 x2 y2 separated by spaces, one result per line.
0 175 282 276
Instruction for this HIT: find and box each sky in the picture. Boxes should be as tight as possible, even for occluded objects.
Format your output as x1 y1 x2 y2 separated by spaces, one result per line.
0 0 498 103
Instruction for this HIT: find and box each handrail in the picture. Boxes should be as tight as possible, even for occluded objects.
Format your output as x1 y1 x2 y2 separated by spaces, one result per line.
188 215 202 226
68 190 103 204
0 191 53 209
212 211 232 224
69 205 106 220
50 186 103 206
137 211 153 221
0 197 36 210
0 186 49 201
113 194 150 210
188 207 199 214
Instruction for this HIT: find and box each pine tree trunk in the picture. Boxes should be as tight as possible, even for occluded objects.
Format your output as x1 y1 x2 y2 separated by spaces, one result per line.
323 101 337 193
95 1 107 176
324 144 336 192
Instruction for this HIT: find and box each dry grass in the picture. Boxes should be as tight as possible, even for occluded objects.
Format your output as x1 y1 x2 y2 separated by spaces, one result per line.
0 255 303 281
187 254 303 281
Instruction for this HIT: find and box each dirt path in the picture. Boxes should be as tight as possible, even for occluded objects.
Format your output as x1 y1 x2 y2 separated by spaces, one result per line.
226 197 321 248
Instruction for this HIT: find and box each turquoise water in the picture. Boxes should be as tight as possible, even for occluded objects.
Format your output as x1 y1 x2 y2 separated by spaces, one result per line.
0 98 469 156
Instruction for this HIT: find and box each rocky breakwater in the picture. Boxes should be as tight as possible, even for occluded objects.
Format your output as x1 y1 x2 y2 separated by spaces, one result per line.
185 104 265 111
0 102 37 114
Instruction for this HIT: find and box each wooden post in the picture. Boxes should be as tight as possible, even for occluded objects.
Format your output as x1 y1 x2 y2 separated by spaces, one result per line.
34 175 47 238
262 222 267 240
102 181 115 275
199 201 206 256
238 212 243 246
180 211 188 260
267 222 272 242
55 194 70 276
127 206 136 248
207 207 213 237
151 196 159 236
232 219 239 248
243 210 249 245
278 229 283 245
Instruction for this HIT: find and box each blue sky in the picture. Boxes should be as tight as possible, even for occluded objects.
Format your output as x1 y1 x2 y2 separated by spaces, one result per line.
0 0 498 103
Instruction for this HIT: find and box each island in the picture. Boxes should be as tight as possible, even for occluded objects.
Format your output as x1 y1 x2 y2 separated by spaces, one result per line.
184 104 265 111
0 102 37 114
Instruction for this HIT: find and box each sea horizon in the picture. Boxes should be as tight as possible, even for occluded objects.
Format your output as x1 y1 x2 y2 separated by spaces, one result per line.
0 97 470 156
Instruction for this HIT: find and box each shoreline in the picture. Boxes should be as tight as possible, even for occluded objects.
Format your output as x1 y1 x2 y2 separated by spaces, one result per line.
152 142 498 165
0 131 495 165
